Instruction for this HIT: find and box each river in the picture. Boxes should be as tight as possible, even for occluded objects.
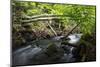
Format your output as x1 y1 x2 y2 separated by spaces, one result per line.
12 34 82 66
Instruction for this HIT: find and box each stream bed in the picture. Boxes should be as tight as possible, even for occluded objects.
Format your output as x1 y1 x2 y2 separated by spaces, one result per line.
12 34 82 66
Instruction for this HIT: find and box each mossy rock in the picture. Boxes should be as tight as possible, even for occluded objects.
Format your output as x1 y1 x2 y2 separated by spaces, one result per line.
45 43 64 58
45 43 58 56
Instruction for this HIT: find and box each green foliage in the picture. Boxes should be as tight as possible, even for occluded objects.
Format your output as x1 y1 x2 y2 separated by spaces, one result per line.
12 1 96 35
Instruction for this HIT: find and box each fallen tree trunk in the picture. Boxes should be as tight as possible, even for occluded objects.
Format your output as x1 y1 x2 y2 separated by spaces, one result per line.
47 20 57 36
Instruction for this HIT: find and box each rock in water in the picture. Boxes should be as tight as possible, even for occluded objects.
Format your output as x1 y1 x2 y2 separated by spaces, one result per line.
31 43 64 64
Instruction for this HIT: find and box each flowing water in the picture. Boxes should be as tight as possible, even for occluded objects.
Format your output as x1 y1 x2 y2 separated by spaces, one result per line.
12 34 82 66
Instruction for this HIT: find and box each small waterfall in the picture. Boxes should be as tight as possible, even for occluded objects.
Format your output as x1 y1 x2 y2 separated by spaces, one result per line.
67 33 83 44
